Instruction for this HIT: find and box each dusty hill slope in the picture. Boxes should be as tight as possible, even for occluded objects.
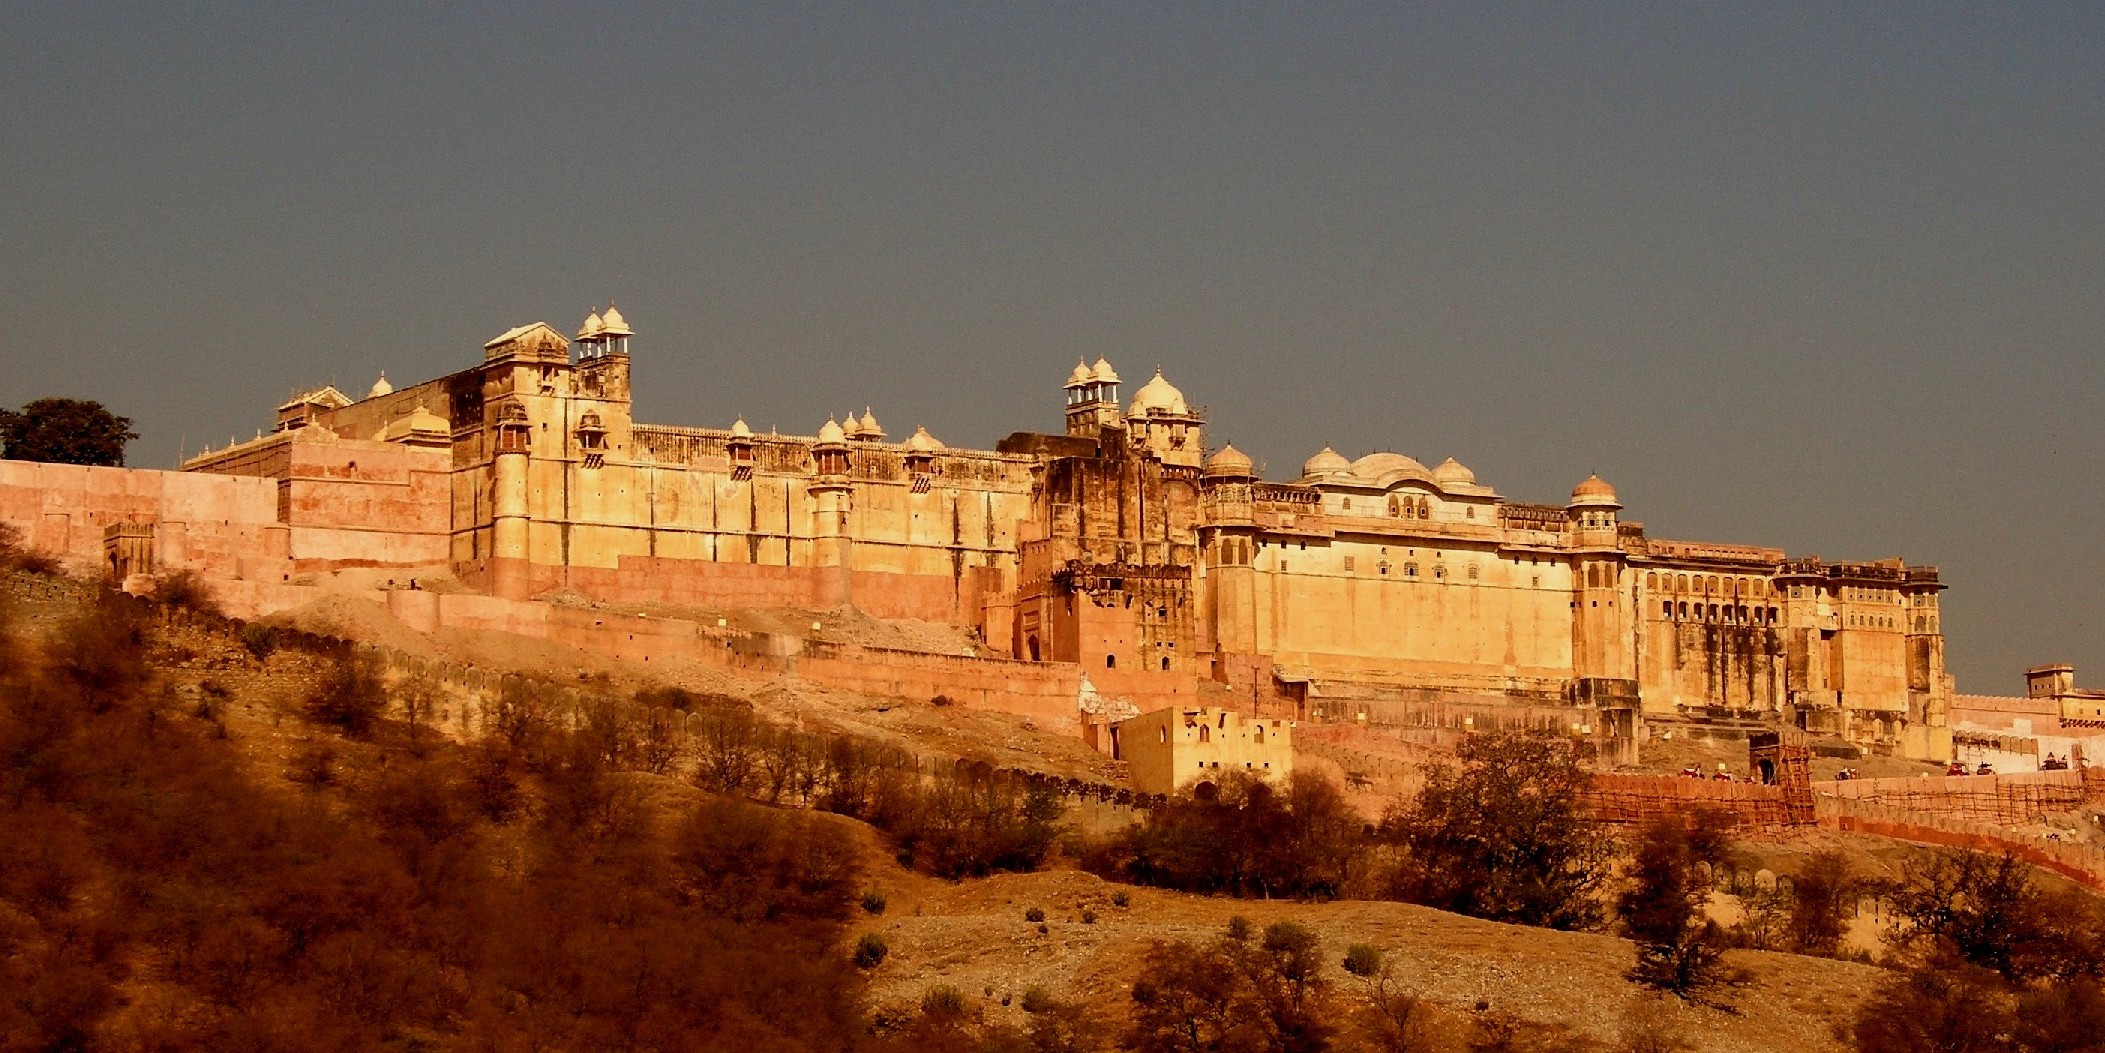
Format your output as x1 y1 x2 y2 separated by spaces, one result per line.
1 570 1898 1052
858 866 1875 1053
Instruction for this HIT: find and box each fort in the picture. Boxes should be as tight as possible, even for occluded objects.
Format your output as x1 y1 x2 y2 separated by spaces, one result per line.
0 304 1957 762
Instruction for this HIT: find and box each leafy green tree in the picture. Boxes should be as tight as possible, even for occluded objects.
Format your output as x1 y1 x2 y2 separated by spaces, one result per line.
1383 731 1611 929
0 398 137 466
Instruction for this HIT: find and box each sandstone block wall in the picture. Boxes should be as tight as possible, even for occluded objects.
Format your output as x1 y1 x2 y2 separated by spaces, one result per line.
0 460 288 578
1813 770 2089 824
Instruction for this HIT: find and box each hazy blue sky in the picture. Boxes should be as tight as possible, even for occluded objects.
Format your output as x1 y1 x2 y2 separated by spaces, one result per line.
4 3 2099 690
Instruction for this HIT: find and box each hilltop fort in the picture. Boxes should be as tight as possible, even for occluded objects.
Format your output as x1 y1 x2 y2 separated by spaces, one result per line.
5 306 1960 765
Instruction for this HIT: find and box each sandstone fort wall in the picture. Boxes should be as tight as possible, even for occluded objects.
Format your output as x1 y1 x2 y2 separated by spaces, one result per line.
0 459 288 577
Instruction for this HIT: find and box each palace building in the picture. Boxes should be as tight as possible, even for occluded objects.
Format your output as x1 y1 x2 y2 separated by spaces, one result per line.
157 306 1953 760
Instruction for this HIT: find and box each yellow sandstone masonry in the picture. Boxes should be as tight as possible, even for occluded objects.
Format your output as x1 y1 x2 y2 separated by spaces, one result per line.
29 305 1947 763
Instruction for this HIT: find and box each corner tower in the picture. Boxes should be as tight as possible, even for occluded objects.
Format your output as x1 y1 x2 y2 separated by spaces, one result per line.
1568 474 1635 690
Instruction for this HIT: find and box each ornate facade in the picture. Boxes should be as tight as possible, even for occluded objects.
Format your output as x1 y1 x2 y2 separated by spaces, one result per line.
179 307 1954 760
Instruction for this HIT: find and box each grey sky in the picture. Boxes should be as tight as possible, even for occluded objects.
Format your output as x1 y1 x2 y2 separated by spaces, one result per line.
4 3 2099 691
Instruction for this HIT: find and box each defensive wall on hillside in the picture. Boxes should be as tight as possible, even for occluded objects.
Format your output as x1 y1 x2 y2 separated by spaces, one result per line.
199 578 1209 738
1813 769 2099 825
1821 796 2105 892
1296 722 2105 890
138 594 1162 834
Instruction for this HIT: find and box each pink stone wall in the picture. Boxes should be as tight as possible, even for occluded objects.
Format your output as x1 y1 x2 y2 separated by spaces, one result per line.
0 460 288 577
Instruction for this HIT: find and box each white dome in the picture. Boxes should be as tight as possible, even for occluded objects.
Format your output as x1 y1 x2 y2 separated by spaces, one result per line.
599 303 632 336
1089 356 1120 384
906 425 944 453
577 310 604 340
1204 444 1254 477
1350 452 1430 483
1302 446 1351 478
366 372 393 399
730 417 752 439
1432 457 1476 487
1129 368 1189 416
1065 360 1093 387
817 417 846 444
858 408 883 438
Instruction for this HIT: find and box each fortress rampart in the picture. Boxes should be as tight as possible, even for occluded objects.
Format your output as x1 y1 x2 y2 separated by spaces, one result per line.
2 303 1962 761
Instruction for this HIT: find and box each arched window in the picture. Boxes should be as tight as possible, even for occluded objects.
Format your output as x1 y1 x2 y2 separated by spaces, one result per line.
1388 495 1400 516
1341 497 1352 511
1404 562 1419 578
1467 565 1479 581
1253 724 1265 744
1160 656 1170 671
1679 602 1689 619
1646 573 1657 589
1465 507 1475 519
1663 601 1673 618
1105 654 1116 669
1198 725 1210 743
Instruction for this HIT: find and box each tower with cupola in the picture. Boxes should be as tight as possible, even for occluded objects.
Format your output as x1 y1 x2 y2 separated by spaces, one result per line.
1063 358 1124 437
1567 474 1635 689
1126 367 1205 469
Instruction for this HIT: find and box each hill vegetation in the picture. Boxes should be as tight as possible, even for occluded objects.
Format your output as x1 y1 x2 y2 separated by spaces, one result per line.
1 557 2103 1052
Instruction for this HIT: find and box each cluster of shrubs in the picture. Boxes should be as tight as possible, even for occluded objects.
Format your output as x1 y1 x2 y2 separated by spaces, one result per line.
674 693 1065 878
1081 731 1613 929
1847 849 2105 1053
0 588 870 1051
0 522 60 575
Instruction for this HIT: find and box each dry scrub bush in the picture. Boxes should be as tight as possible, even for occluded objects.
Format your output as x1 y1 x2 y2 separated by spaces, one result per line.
145 567 221 615
1884 848 2105 983
892 769 1064 879
0 522 59 574
672 796 860 924
1850 959 2016 1053
1126 918 1333 1053
239 622 280 660
1847 848 2105 1053
1618 814 1748 1006
303 649 387 738
1736 848 1859 958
